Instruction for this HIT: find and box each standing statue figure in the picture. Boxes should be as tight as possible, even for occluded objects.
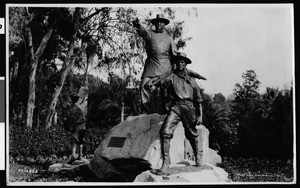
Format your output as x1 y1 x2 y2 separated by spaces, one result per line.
132 14 178 114
132 14 206 114
63 92 86 164
145 52 204 175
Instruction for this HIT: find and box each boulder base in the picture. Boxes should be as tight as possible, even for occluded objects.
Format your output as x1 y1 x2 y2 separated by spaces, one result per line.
134 161 229 183
94 113 186 170
91 114 225 181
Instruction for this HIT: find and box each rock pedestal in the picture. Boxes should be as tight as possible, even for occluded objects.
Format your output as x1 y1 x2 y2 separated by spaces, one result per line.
93 114 186 168
90 113 225 182
91 113 186 180
134 160 228 183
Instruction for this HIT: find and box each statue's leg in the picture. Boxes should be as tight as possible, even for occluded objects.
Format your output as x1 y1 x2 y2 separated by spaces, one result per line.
77 130 85 160
188 138 203 167
67 142 77 164
140 77 152 114
160 138 171 171
185 127 202 166
181 104 202 167
77 144 83 160
151 110 180 175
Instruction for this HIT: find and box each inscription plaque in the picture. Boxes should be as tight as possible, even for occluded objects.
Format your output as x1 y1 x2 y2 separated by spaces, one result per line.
107 137 127 148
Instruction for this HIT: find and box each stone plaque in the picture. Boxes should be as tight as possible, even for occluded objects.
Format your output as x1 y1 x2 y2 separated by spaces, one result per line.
107 137 127 148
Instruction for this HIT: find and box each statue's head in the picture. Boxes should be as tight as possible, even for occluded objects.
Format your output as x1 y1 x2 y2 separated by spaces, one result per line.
173 52 192 71
151 14 169 33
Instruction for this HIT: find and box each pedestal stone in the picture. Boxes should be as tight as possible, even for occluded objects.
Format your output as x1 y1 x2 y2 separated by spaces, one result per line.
91 114 223 181
134 160 229 183
94 113 185 170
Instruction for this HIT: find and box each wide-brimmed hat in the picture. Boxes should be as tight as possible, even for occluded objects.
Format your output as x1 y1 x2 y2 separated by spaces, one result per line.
172 52 192 64
150 14 170 25
70 92 80 103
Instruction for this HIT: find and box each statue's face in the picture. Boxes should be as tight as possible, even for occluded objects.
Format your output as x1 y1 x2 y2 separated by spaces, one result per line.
154 21 165 32
176 59 187 71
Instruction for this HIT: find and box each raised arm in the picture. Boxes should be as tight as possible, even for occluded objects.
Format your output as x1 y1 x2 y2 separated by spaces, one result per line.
132 17 149 39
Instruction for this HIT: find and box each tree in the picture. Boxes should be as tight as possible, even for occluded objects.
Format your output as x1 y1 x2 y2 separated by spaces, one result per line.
232 70 261 156
233 70 260 126
9 7 192 129
213 93 226 104
44 8 83 129
9 7 55 128
9 7 29 122
204 103 232 153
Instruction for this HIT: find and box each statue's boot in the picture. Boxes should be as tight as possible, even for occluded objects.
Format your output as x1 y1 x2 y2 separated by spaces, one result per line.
190 139 203 167
67 143 77 164
77 144 84 160
151 139 171 176
141 102 151 114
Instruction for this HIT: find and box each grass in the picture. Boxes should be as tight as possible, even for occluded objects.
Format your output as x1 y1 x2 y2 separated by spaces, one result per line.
8 155 294 183
218 156 294 182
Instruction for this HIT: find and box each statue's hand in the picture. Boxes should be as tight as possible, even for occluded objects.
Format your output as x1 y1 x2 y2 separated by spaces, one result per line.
196 116 202 125
145 77 160 92
132 18 140 27
144 82 156 92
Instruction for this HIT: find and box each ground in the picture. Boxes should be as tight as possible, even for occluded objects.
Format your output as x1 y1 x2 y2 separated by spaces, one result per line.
8 156 294 183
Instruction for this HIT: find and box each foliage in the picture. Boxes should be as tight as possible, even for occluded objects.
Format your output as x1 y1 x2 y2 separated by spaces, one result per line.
200 89 237 155
219 157 293 182
233 70 261 119
9 124 110 159
229 70 293 159
9 7 28 50
203 103 234 154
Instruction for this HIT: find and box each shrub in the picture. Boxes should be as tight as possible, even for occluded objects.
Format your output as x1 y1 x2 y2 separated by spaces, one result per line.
9 125 110 159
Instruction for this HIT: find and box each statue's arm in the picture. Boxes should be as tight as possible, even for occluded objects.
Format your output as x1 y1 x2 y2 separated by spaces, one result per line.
132 18 149 39
193 85 203 125
195 103 203 125
188 69 207 80
170 41 179 70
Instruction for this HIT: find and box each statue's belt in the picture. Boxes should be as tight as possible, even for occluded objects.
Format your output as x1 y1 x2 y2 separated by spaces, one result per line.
173 99 194 106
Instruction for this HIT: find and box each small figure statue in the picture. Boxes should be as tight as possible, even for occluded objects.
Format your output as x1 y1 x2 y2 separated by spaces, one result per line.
64 92 86 164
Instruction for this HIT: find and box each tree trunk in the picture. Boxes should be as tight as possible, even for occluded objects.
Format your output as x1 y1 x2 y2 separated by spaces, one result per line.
9 61 19 114
10 43 27 116
25 26 54 128
44 8 82 129
79 49 90 117
9 61 19 90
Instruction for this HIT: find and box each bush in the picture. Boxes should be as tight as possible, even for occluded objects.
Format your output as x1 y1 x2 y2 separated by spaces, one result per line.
9 125 110 159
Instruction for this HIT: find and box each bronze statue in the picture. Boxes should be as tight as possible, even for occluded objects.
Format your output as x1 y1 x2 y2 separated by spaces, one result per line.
145 52 204 175
133 14 206 114
132 14 177 114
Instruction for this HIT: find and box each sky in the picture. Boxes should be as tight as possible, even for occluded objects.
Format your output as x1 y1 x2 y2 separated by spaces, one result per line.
170 4 294 97
63 4 294 98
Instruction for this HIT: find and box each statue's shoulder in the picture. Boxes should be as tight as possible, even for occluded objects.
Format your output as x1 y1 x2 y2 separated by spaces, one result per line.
164 32 173 39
